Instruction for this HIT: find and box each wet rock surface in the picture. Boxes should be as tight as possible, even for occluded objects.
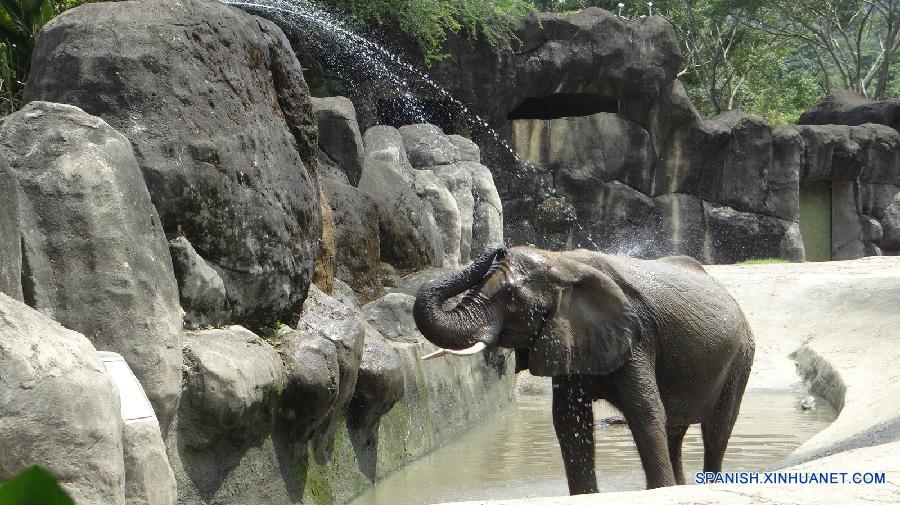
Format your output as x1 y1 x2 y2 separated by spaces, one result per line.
24 0 321 330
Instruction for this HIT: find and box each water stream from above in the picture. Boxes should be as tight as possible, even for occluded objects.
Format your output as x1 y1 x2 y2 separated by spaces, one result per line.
350 391 836 505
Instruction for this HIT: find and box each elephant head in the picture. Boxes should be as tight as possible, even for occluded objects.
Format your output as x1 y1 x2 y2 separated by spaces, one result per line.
413 245 639 376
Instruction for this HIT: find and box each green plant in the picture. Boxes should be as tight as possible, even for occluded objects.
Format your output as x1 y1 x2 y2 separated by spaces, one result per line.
0 466 75 505
323 0 535 62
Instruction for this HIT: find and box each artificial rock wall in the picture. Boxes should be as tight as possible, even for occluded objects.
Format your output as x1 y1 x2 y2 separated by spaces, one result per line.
426 8 900 262
1 1 516 505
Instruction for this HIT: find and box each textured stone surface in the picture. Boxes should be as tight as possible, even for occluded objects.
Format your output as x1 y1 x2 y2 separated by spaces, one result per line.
400 124 461 168
468 162 504 253
123 420 177 505
359 126 440 270
181 326 285 450
25 0 321 329
281 285 365 452
512 113 654 195
346 328 405 444
449 135 481 162
0 293 125 505
322 179 383 301
703 202 804 264
313 96 365 185
314 190 337 294
413 170 463 267
0 157 22 301
882 195 900 250
168 236 228 329
362 293 422 344
0 101 182 431
800 90 900 131
431 163 476 262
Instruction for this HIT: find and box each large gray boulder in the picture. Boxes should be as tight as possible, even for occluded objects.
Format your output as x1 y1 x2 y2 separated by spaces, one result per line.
468 162 504 253
0 157 22 301
0 101 183 431
795 124 900 185
280 286 365 454
181 326 286 450
24 0 321 330
168 236 228 329
431 163 476 262
361 293 423 344
359 126 441 270
123 421 177 505
703 202 804 264
799 90 900 131
399 124 462 168
0 293 125 505
882 195 900 250
413 170 462 267
321 179 383 302
346 330 405 446
313 96 365 185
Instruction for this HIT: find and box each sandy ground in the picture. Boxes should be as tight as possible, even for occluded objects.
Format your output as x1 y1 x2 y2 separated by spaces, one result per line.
438 256 900 504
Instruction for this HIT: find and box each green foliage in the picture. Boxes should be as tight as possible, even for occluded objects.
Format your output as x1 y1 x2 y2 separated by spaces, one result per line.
0 0 91 116
322 0 535 62
0 466 75 505
526 1 900 124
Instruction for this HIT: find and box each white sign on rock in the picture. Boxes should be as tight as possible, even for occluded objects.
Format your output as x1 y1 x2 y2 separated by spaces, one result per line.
96 351 158 424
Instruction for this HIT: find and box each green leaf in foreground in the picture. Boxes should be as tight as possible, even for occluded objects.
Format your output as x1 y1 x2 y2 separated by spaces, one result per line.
0 466 75 505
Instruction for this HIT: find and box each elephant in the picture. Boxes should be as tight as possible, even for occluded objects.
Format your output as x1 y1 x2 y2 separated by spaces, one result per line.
413 244 754 495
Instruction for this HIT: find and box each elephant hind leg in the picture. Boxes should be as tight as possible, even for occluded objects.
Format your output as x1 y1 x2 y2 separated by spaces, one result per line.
667 424 689 485
701 339 753 473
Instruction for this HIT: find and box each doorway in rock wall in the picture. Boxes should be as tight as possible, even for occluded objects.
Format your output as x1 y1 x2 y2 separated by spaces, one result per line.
799 181 833 262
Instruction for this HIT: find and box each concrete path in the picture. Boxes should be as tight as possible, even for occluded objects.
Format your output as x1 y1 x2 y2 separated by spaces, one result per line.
437 257 900 504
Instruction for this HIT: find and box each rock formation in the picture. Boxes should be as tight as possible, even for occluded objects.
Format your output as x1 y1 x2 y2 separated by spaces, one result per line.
0 294 126 505
420 8 900 262
0 101 183 431
24 0 322 330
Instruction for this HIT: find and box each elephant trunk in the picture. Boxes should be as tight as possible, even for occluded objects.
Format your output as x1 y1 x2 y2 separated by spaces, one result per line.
413 244 506 351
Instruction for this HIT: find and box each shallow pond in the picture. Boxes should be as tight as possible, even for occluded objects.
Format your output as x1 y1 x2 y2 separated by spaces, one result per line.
350 391 836 505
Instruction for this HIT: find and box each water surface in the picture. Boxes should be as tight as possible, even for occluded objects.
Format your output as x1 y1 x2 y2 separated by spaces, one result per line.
351 392 835 505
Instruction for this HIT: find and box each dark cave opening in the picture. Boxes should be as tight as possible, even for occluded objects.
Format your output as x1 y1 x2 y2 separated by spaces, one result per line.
506 93 620 120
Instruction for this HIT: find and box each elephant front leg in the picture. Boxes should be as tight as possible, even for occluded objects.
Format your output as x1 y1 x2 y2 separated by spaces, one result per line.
552 375 598 495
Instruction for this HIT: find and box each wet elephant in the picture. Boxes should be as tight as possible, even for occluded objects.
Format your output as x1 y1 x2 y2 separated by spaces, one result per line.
413 244 754 494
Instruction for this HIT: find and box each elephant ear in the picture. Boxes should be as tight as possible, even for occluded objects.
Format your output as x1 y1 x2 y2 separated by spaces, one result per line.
528 257 639 377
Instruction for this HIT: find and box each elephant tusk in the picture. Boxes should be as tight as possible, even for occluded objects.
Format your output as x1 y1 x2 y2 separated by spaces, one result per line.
421 342 487 360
